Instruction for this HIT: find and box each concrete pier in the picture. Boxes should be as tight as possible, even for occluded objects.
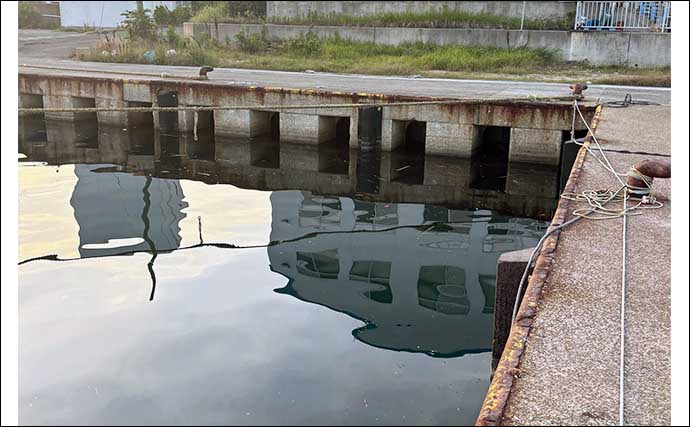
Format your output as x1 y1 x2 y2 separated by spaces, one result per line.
476 104 671 426
19 119 563 220
18 63 596 165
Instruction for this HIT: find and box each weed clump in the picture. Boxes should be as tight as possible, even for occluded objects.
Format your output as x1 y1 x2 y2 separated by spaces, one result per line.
286 30 323 57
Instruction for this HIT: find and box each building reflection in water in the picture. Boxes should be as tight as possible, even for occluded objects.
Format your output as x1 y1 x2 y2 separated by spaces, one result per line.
268 190 546 357
20 119 549 355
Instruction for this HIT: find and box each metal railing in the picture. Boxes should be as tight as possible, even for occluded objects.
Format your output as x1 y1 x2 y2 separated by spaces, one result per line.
574 1 671 32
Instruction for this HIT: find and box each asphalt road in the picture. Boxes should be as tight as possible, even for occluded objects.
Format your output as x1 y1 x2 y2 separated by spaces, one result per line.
18 29 671 105
18 29 105 59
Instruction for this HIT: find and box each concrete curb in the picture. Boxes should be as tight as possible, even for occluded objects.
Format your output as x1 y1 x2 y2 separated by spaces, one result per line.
475 103 603 426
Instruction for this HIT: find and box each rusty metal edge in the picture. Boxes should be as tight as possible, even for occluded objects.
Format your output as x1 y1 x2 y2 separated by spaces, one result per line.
475 103 603 426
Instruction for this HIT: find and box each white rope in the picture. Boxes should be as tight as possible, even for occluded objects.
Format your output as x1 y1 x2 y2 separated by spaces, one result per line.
620 191 628 427
575 101 626 186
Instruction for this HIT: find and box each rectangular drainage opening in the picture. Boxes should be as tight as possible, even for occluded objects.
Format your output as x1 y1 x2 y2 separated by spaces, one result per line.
318 116 350 175
470 125 511 191
127 102 155 156
250 110 280 139
127 102 154 129
71 97 98 148
250 111 280 168
19 94 46 144
156 91 180 157
391 120 426 185
187 110 216 161
72 96 97 122
157 91 178 134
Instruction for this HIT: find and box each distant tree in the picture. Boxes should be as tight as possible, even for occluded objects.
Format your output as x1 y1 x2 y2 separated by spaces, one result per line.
119 7 157 40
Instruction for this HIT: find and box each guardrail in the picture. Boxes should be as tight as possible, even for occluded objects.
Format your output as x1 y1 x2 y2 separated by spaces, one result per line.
575 1 671 32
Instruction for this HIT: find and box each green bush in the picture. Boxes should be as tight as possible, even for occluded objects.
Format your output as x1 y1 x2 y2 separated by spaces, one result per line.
190 2 228 23
153 5 192 27
235 27 269 54
227 1 266 18
120 8 158 41
164 25 181 47
286 30 323 57
185 38 220 66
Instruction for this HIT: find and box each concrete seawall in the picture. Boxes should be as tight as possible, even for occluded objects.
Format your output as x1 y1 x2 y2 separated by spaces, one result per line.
18 69 595 166
183 23 670 67
266 1 576 21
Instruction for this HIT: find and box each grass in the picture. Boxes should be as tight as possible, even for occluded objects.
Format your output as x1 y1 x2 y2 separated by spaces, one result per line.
206 8 572 31
18 2 59 29
78 33 670 87
190 3 229 24
82 35 560 73
267 9 573 31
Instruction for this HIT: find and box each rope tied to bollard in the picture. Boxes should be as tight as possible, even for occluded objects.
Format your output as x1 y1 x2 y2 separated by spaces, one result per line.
626 165 654 196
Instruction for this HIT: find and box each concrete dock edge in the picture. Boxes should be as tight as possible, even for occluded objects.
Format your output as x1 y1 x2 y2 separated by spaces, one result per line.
475 103 603 426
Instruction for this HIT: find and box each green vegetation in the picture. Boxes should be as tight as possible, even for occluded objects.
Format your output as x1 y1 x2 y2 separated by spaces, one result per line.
119 7 158 40
190 2 230 24
18 2 59 29
267 8 573 31
152 5 193 27
188 6 572 31
78 5 669 87
81 29 560 73
235 28 270 54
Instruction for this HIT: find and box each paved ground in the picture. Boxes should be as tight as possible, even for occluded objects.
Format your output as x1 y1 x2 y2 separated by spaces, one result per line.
494 106 672 425
18 29 104 59
596 105 671 156
18 30 671 105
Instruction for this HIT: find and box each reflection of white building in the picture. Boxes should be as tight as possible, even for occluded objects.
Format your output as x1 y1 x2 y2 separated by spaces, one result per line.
71 164 187 257
268 190 546 356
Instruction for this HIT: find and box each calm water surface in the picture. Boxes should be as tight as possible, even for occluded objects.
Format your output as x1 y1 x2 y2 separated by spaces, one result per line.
18 119 552 425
